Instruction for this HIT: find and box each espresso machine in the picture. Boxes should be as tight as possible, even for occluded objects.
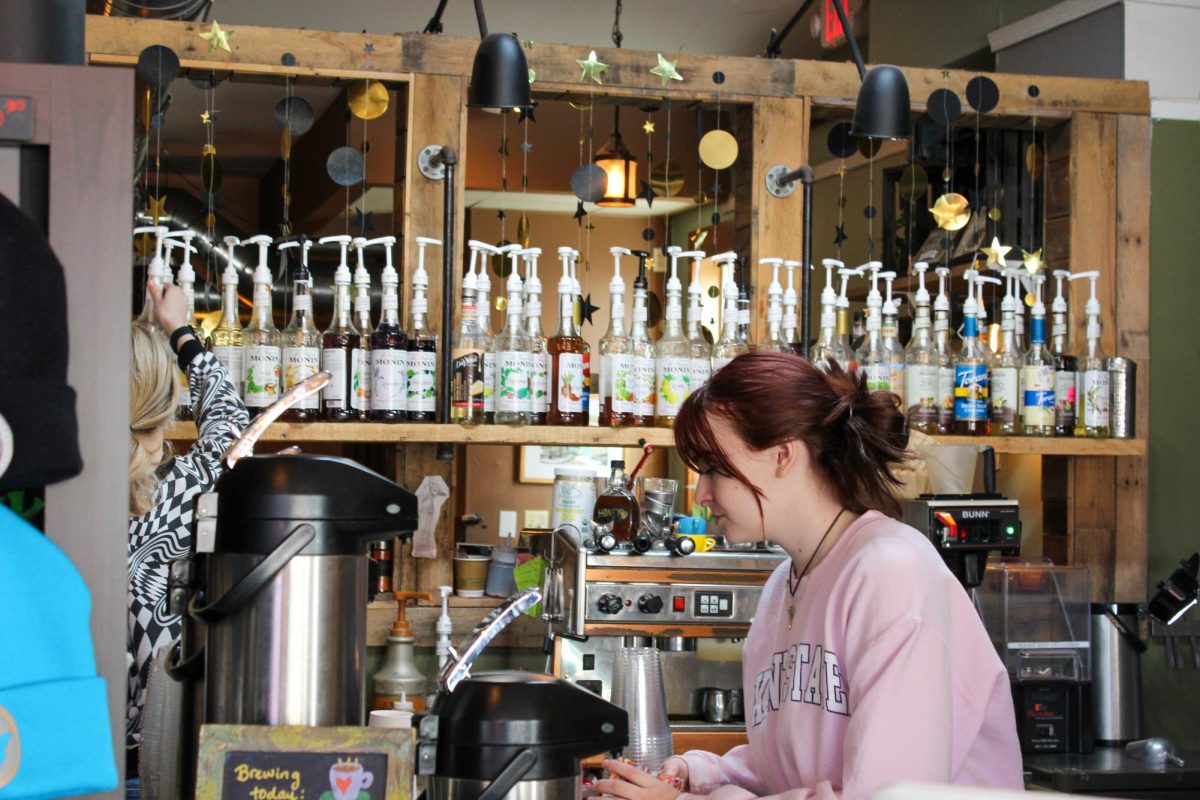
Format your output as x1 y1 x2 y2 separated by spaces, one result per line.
544 525 786 752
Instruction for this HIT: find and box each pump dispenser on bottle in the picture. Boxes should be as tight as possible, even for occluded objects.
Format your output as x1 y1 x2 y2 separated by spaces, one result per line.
811 259 850 370
1021 272 1056 436
857 263 891 392
932 266 956 433
318 235 360 421
782 260 800 350
366 236 408 422
521 248 550 424
904 262 939 433
407 236 441 422
880 271 906 406
989 268 1022 435
134 225 170 323
711 251 746 370
350 237 374 418
655 247 692 426
628 250 656 426
451 241 488 424
548 246 587 426
208 235 245 396
683 249 712 395
756 258 789 353
478 244 505 423
279 237 322 421
435 585 454 674
954 270 990 435
168 234 200 419
736 272 753 350
599 247 634 427
242 234 282 416
372 591 433 712
1050 269 1077 436
494 256 532 426
836 266 859 369
1070 270 1109 437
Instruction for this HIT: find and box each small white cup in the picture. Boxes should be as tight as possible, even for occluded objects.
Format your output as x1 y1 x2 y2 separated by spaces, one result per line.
369 709 413 728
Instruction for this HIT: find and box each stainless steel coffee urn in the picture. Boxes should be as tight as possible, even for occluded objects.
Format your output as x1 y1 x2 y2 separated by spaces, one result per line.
168 452 417 794
1091 603 1146 744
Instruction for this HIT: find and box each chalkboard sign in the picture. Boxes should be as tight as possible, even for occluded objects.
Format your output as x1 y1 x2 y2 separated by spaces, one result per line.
196 725 414 800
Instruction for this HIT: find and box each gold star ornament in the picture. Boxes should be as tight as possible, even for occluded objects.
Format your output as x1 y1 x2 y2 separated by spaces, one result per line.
577 50 608 84
1022 248 1044 275
980 236 1012 268
929 192 971 231
200 110 211 124
650 53 683 87
199 20 233 53
146 195 167 223
643 120 656 134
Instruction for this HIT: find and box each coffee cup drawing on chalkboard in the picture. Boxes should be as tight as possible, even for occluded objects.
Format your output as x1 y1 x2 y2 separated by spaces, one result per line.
323 758 375 800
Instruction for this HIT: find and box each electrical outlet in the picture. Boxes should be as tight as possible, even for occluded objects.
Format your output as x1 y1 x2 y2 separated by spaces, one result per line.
524 509 549 529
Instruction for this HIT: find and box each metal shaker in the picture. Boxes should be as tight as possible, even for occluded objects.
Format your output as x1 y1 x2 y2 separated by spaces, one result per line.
1107 357 1137 438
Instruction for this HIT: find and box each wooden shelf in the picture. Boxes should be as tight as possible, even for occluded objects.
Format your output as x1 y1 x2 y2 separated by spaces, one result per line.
168 421 1142 456
167 421 675 447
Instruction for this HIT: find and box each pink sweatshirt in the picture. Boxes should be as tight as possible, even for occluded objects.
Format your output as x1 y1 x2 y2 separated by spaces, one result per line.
676 511 1023 800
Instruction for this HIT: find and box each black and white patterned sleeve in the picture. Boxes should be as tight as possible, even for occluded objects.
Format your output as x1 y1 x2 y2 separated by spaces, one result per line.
181 350 250 477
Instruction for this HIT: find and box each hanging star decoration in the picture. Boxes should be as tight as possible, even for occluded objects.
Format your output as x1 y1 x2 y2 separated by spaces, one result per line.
650 53 684 88
520 141 532 154
580 293 601 327
518 103 537 124
200 110 211 124
637 180 658 208
199 20 234 53
980 236 1012 268
1022 248 1044 275
355 208 375 234
363 42 375 54
573 200 588 225
834 224 848 247
643 120 656 134
929 192 971 231
146 195 167 223
577 50 608 84
497 209 507 222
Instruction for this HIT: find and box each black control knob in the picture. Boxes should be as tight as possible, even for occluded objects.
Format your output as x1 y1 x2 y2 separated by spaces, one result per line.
597 593 623 615
632 532 654 553
666 536 696 556
637 594 664 614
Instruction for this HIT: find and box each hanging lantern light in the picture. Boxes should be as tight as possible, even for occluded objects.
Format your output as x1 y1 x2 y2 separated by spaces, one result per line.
594 106 637 207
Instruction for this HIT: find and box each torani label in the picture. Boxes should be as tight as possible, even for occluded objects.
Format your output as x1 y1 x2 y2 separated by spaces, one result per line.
954 363 990 422
1021 365 1056 427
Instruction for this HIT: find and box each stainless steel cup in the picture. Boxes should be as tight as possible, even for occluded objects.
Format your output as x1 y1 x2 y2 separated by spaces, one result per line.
699 687 731 723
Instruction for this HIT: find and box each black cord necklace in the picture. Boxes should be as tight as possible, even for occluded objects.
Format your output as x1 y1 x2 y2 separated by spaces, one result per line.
787 507 846 630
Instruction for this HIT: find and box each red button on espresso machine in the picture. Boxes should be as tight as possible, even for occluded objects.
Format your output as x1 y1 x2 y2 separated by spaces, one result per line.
672 596 685 612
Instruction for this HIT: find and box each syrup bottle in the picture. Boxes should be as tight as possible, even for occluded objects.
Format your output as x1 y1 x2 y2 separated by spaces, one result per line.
683 249 713 395
451 241 488 425
599 247 634 427
207 235 244 397
368 236 408 422
521 248 550 424
319 235 360 422
548 246 587 426
628 250 656 427
953 271 990 436
170 232 200 420
1049 270 1078 437
279 237 321 422
241 234 283 418
494 248 532 426
351 236 374 420
593 460 639 545
710 252 745 370
654 247 691 426
407 237 441 422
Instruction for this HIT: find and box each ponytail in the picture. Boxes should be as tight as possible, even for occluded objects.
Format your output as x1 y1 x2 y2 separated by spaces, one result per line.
674 353 910 518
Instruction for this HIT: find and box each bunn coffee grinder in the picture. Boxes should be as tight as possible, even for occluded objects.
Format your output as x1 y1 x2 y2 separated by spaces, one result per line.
901 447 1021 588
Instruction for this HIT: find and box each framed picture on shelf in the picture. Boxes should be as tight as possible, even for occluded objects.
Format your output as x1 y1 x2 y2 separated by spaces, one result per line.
518 445 626 484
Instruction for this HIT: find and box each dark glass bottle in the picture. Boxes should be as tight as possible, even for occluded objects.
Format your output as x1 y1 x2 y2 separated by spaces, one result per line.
593 461 639 545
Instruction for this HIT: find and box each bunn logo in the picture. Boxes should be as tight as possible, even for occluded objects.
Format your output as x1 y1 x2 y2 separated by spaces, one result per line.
960 510 992 519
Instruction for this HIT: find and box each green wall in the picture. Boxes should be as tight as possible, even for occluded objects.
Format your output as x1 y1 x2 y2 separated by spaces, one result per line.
1143 119 1200 748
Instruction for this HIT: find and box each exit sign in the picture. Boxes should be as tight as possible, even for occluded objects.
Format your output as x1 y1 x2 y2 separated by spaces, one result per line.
823 0 848 47
0 96 33 142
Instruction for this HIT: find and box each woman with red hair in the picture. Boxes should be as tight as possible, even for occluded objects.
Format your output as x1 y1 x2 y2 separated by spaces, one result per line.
598 353 1021 800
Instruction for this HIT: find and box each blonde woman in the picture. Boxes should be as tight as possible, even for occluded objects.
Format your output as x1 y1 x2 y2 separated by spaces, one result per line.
126 283 247 783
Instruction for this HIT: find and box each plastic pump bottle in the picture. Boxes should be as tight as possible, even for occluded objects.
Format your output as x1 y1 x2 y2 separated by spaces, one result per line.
207 235 244 396
407 237 442 422
953 270 990 435
683 250 713 394
1021 272 1056 436
279 237 322 421
548 246 587 426
782 260 801 349
599 247 634 427
367 236 408 422
372 591 433 712
1071 271 1110 437
242 234 282 416
989 269 1021 435
880 270 905 405
521 248 549 424
452 242 490 425
904 262 940 433
628 250 656 426
711 252 746 370
1050 269 1078 436
932 266 956 433
655 247 692 426
134 225 170 323
811 259 850 370
494 256 532 426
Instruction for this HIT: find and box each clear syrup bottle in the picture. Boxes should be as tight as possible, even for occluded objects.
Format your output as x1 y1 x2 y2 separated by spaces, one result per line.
241 235 283 417
599 247 634 428
989 271 1020 436
207 235 245 398
351 236 374 420
1049 269 1078 436
494 250 532 426
711 252 746 370
368 236 408 422
451 242 489 425
548 246 587 426
932 266 957 434
655 248 692 426
683 249 713 397
756 258 790 354
1021 273 1056 436
627 250 656 427
904 262 940 435
278 237 321 422
1071 270 1110 437
521 248 550 424
811 259 851 370
478 245 506 424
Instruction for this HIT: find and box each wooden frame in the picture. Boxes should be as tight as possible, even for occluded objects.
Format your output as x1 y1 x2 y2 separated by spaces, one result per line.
88 16 1151 604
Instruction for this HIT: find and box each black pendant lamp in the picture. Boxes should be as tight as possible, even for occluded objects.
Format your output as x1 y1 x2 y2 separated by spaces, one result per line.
829 0 910 140
594 106 638 207
426 0 532 110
